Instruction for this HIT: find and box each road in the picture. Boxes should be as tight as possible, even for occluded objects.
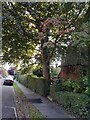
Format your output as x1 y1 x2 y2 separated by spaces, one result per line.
0 79 17 119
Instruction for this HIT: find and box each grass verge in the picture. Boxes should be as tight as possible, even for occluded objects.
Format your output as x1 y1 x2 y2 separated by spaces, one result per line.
28 104 46 119
13 82 45 119
13 82 25 97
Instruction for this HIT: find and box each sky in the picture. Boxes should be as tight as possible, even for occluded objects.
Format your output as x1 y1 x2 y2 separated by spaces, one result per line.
3 63 10 70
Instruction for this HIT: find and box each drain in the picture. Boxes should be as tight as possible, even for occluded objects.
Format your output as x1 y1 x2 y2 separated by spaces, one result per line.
26 98 43 103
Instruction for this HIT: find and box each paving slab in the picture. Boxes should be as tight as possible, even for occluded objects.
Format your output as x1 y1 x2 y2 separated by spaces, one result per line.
15 81 75 118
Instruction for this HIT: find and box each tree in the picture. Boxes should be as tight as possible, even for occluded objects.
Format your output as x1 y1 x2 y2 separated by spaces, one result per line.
71 2 90 94
2 2 36 65
2 2 89 94
85 2 90 88
38 3 87 85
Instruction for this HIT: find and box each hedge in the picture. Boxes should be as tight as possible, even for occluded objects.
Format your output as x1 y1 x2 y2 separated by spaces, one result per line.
50 85 90 118
17 74 49 96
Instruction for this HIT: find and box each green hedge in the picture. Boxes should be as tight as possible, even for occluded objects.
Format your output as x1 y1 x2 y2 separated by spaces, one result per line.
50 85 90 118
17 74 49 96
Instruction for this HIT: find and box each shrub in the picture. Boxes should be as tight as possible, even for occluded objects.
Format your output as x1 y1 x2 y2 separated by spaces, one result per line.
33 67 43 77
84 86 90 95
17 74 49 96
18 74 28 86
50 86 90 118
57 79 85 93
50 67 60 77
27 75 49 96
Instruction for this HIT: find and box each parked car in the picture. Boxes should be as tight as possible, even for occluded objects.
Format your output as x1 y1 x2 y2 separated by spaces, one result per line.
3 75 14 86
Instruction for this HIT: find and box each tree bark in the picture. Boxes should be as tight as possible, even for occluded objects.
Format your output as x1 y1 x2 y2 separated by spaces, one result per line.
41 29 50 83
41 45 50 82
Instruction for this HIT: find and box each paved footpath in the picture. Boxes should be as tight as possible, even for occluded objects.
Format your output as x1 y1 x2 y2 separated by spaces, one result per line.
15 81 75 119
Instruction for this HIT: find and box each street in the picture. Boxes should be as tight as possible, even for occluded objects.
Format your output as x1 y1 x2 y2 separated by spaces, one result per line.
0 79 17 119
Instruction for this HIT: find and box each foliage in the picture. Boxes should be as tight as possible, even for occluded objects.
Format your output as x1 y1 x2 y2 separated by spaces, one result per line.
29 104 45 119
13 82 25 98
33 66 43 77
2 2 90 93
21 66 33 74
84 86 90 95
2 2 37 64
51 78 89 94
71 22 89 47
59 79 83 93
2 2 88 65
50 89 90 118
50 66 60 78
82 76 88 87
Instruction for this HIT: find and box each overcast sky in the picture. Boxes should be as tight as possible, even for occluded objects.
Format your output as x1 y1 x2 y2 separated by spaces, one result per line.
3 63 10 70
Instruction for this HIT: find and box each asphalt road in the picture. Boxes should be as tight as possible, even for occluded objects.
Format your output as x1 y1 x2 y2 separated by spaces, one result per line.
1 79 17 119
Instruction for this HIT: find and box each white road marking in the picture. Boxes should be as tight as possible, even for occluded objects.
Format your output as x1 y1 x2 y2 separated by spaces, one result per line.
4 106 18 118
12 86 15 95
13 107 18 118
12 87 18 118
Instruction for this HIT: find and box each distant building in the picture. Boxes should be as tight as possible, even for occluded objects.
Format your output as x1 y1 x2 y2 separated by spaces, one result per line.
0 67 8 77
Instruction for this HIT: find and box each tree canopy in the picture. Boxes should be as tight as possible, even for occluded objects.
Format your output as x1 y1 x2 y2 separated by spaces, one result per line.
2 2 90 84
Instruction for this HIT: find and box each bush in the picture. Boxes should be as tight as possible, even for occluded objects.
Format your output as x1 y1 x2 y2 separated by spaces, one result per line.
50 86 90 118
17 74 49 96
57 79 85 93
33 67 43 77
84 86 90 95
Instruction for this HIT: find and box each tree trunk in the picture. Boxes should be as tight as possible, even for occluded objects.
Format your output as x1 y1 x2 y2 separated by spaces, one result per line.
41 42 50 82
41 28 50 79
41 29 50 95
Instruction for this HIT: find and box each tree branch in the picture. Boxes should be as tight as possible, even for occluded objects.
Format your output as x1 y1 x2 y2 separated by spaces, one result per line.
49 7 85 60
